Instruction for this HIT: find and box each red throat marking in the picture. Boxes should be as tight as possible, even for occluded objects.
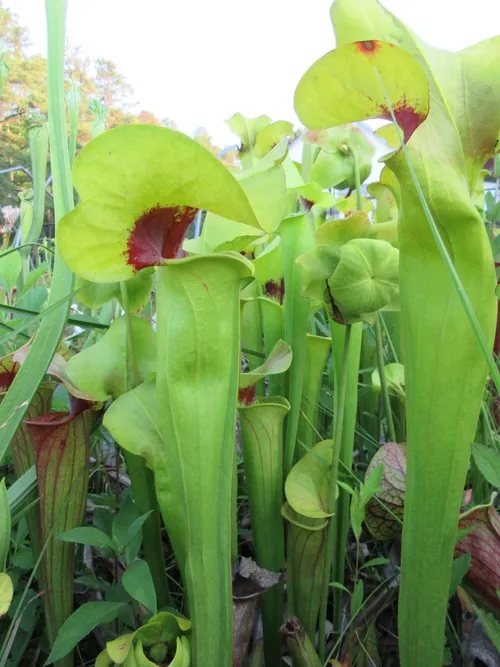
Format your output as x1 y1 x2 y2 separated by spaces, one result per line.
126 205 198 271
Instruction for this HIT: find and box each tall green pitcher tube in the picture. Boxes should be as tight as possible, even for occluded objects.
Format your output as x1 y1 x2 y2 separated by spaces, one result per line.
155 253 254 667
239 396 290 665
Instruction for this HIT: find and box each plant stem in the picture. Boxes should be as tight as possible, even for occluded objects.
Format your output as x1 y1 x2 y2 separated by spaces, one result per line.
374 314 397 443
119 281 170 609
349 147 363 212
119 282 140 388
318 323 352 660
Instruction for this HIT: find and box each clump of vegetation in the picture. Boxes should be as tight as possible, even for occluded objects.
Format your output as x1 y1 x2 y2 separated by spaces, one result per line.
1 1 500 666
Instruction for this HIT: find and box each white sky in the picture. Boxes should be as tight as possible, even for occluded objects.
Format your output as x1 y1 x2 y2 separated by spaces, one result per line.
10 0 500 146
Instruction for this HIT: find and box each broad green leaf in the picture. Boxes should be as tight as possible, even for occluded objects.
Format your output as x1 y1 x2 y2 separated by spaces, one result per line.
0 573 13 616
471 443 500 488
0 249 21 292
56 526 113 550
57 125 258 283
46 601 127 664
122 559 157 614
103 381 186 564
67 316 156 401
103 380 159 465
239 339 292 389
285 439 334 519
295 41 429 140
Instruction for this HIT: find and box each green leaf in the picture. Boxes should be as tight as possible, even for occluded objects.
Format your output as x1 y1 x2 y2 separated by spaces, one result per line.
471 443 500 488
76 269 154 314
360 557 390 570
67 316 156 401
449 553 470 598
21 263 49 295
103 380 160 465
362 464 383 503
57 125 258 283
285 439 334 519
239 339 292 389
0 572 13 617
112 496 141 550
56 526 113 550
122 559 157 614
0 250 21 292
125 511 154 548
329 581 350 593
170 636 191 667
350 580 364 619
45 601 127 664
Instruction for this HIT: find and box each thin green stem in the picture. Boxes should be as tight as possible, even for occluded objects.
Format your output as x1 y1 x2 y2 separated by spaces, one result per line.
374 314 397 443
318 323 352 660
119 282 140 389
119 281 170 609
349 147 363 212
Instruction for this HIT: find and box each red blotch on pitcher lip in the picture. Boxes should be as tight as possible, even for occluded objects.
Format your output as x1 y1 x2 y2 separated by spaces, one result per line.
379 100 427 143
0 362 19 392
238 385 256 406
356 40 382 55
126 205 198 271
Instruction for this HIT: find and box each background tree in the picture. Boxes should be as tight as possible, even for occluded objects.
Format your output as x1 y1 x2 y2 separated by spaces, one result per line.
0 1 160 211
